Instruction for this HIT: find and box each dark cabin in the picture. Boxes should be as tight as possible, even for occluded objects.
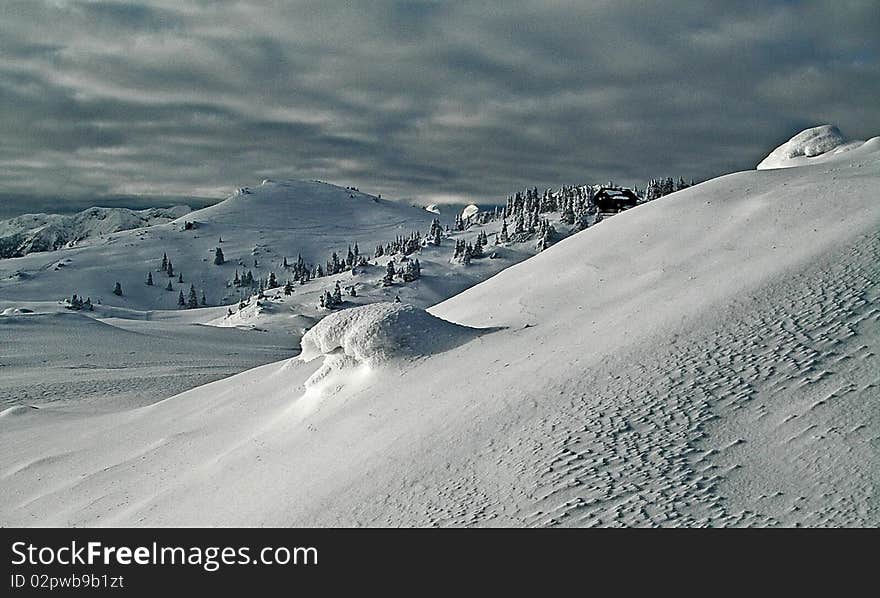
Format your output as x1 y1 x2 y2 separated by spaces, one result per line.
594 187 640 213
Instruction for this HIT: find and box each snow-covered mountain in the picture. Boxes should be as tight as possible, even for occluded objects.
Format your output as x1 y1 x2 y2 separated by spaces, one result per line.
2 126 877 526
0 180 438 310
0 205 191 258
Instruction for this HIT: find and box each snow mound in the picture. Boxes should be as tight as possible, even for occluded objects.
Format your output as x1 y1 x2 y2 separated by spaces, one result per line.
301 302 481 366
460 204 480 220
757 125 868 169
299 303 483 389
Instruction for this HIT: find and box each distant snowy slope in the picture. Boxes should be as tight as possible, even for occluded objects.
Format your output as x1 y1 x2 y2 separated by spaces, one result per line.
757 124 880 169
0 180 436 310
181 180 428 243
0 205 191 258
2 137 879 527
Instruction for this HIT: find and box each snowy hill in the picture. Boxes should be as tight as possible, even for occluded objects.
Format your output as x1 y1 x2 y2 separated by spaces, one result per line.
0 180 438 311
2 128 877 526
0 205 191 258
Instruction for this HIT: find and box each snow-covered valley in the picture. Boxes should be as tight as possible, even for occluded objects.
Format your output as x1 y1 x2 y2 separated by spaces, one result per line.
1 127 877 526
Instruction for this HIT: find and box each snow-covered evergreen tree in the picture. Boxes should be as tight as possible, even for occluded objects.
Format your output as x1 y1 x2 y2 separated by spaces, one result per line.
187 285 199 309
382 261 396 286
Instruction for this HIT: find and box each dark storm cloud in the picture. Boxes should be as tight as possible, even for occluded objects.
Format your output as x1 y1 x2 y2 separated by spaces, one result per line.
0 0 878 211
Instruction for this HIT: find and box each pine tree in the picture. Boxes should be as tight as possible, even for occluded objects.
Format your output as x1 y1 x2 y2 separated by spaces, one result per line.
178 273 183 283
113 282 123 296
284 280 293 295
201 291 207 306
83 297 93 311
472 240 483 259
562 202 575 225
161 253 168 272
167 261 174 277
178 290 186 307
233 270 240 286
187 284 199 309
268 272 277 289
146 272 153 286
165 280 173 291
332 281 342 305
382 261 396 286
214 247 225 265
462 244 472 265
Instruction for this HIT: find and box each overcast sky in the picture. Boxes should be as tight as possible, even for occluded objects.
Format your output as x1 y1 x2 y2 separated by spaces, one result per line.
1 0 878 211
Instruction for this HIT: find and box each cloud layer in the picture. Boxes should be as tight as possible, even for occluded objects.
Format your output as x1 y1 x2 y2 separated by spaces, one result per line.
1 0 878 208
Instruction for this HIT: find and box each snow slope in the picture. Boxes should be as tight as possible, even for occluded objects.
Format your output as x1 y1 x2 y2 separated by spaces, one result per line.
0 180 437 311
757 124 880 169
0 306 295 410
1 132 878 526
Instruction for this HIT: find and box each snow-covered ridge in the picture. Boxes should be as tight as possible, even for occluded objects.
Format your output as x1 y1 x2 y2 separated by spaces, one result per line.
757 125 879 169
0 205 191 258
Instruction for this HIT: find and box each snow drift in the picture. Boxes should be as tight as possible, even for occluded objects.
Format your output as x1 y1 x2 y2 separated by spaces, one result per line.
299 302 483 389
757 124 879 169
